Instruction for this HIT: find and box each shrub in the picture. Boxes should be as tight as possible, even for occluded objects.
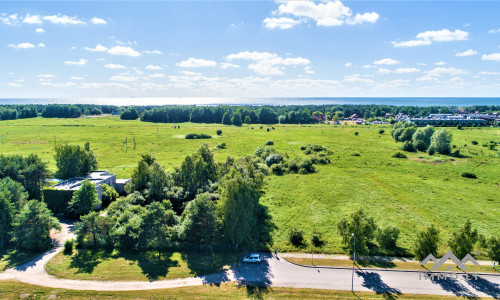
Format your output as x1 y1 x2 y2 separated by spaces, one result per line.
452 150 460 157
457 124 463 130
376 226 400 250
185 133 212 139
216 143 226 149
287 158 302 173
312 153 331 165
42 188 75 214
289 228 305 247
299 159 316 174
392 152 407 158
216 130 222 135
265 140 274 146
64 239 74 254
401 141 416 152
311 233 325 248
354 132 359 136
267 128 270 132
378 129 385 134
101 184 118 207
471 140 478 145
265 153 284 167
461 172 477 179
271 163 286 176
351 153 360 156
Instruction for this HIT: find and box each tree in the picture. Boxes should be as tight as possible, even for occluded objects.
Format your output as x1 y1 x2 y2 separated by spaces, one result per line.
413 126 435 152
23 154 50 200
448 219 478 259
54 143 98 180
244 115 252 124
400 126 417 142
179 193 220 246
12 200 61 251
414 224 440 261
488 237 500 268
101 184 118 207
120 108 140 120
222 112 232 125
0 177 28 212
68 180 99 217
428 129 452 155
146 162 170 202
138 201 177 251
376 226 400 250
131 154 156 191
258 107 278 124
232 113 242 126
0 193 14 248
75 211 113 248
337 209 377 256
363 111 371 120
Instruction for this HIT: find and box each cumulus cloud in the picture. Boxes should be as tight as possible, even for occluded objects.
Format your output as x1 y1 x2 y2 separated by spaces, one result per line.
304 66 315 74
146 65 162 70
22 14 42 24
110 75 137 82
488 28 500 34
143 50 162 54
37 74 55 78
456 49 478 57
220 63 240 69
84 44 108 52
42 14 85 25
90 17 107 25
70 76 84 80
263 0 379 29
148 73 166 78
104 63 126 69
107 46 140 57
377 68 392 74
7 82 23 87
417 67 468 81
35 27 45 33
481 53 500 61
1 14 20 26
434 61 446 66
395 67 420 74
343 74 373 84
373 58 399 65
392 29 468 48
226 51 310 75
64 58 88 65
8 42 35 49
345 62 352 67
178 58 217 68
38 43 45 48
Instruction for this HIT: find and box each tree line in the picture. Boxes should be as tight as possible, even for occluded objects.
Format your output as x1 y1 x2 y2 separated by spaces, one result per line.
0 104 118 120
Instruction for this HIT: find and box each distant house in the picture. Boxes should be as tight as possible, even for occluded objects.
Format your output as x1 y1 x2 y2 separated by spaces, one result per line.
385 113 394 118
52 171 131 202
350 114 359 120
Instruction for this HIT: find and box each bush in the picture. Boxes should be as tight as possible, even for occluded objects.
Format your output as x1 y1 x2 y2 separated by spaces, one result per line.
461 172 477 179
266 128 270 132
351 153 360 156
265 153 284 167
392 152 407 158
452 150 460 157
376 226 400 250
101 184 118 207
354 132 359 136
457 124 463 130
271 163 286 176
287 158 302 173
42 188 75 214
289 228 305 247
64 239 75 254
265 140 274 146
401 141 416 152
471 140 478 145
311 233 325 248
378 129 385 134
299 159 316 174
185 133 212 139
216 143 226 149
216 130 222 135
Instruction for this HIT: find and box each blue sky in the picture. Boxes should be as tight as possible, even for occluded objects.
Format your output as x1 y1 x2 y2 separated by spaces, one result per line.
2 0 500 98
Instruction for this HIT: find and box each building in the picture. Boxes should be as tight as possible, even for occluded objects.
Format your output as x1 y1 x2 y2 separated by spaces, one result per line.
52 171 130 203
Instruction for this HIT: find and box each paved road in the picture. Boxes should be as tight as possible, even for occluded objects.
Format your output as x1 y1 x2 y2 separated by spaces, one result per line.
0 222 499 298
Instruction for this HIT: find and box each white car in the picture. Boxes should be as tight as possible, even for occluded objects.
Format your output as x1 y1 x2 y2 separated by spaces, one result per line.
243 254 262 263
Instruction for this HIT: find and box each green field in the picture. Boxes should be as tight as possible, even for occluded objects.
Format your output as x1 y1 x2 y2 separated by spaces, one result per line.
0 116 499 254
0 280 486 299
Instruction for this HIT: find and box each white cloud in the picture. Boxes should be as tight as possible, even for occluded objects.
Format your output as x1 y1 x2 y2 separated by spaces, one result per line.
488 28 500 34
110 75 137 82
143 50 162 54
35 27 45 33
104 63 126 69
37 74 55 78
263 17 303 29
265 0 379 29
148 73 166 78
64 58 88 65
42 14 85 25
434 61 446 66
304 66 315 74
220 63 240 69
146 65 162 70
227 51 310 75
70 76 84 80
40 81 76 88
343 74 373 84
22 14 42 24
8 42 35 49
377 68 392 74
362 64 375 69
178 58 217 68
392 29 468 48
38 43 45 48
1 14 20 26
482 53 500 61
479 71 500 75
84 44 108 52
7 82 23 87
456 49 478 57
373 58 399 65
90 17 107 25
107 46 140 57
417 67 468 81
395 67 420 74
345 62 352 67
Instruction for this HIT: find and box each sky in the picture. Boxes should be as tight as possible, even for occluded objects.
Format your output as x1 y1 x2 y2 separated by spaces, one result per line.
2 0 500 98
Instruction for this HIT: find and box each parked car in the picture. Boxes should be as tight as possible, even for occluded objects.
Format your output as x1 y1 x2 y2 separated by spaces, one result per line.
243 254 261 263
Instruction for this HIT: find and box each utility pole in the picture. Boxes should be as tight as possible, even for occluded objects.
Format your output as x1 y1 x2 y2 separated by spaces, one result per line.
351 233 356 293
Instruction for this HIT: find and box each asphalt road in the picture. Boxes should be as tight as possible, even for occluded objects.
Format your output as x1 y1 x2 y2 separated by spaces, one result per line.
0 222 499 298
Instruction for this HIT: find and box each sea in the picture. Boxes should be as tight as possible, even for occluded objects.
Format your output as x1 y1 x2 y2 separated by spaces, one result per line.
0 97 499 107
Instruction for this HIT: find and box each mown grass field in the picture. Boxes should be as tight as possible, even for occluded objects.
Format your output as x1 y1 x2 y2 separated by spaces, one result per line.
0 280 488 299
0 116 499 254
45 249 239 281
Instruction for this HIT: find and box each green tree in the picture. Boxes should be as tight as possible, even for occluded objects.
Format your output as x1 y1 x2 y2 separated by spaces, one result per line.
146 162 170 202
413 126 435 152
232 113 242 126
131 154 156 191
400 126 417 142
448 219 478 259
258 107 278 124
68 180 99 217
376 226 400 250
138 201 177 251
75 211 113 248
12 200 61 251
488 237 500 268
101 184 118 207
337 209 377 256
0 177 28 212
180 193 220 246
244 115 252 124
0 193 14 248
54 143 98 180
23 154 50 200
428 129 452 155
363 111 371 120
414 224 440 261
222 112 232 125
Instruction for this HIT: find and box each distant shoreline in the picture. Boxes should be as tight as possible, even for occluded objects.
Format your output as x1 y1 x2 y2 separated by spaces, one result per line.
1 97 499 107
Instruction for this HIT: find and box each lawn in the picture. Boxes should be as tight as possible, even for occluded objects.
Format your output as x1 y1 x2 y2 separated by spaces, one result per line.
0 116 499 254
0 247 43 272
0 280 488 299
45 249 239 281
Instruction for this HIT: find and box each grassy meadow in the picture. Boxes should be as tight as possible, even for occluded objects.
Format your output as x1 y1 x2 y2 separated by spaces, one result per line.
0 116 499 254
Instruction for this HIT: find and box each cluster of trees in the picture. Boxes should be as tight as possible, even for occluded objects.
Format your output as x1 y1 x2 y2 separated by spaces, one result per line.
73 144 273 251
41 105 83 118
0 176 61 251
0 154 50 200
0 104 118 121
120 107 140 120
391 122 453 155
335 209 500 265
54 142 98 180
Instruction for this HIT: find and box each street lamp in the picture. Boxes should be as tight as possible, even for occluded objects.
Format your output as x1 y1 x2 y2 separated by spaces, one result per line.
351 233 356 293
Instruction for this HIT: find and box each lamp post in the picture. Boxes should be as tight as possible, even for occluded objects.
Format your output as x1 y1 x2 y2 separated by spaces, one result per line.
351 233 355 293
